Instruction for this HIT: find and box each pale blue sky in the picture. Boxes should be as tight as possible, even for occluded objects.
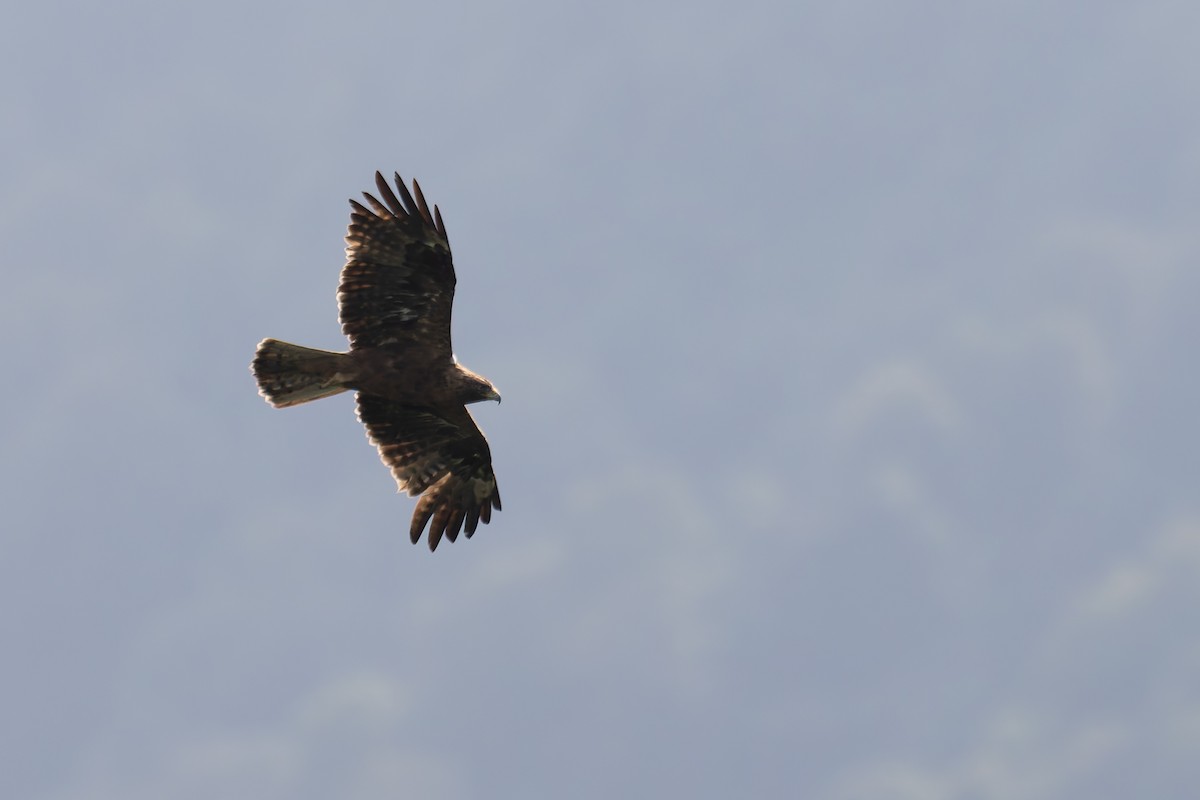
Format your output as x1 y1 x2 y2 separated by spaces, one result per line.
3 2 1199 798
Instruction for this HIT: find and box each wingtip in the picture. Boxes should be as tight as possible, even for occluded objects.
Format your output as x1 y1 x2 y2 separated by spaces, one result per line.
434 204 447 238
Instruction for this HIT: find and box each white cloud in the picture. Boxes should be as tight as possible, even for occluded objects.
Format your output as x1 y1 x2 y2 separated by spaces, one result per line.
953 309 1117 426
1074 514 1200 619
823 709 1127 800
831 358 964 441
295 671 410 733
564 460 736 695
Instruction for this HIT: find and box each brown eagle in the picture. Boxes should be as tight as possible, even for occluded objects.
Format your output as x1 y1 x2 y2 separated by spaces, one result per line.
252 172 501 551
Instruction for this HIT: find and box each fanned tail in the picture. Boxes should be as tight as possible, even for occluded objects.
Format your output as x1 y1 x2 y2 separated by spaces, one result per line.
252 339 352 408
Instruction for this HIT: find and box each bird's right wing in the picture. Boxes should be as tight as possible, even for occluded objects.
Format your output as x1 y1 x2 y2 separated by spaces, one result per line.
356 393 501 551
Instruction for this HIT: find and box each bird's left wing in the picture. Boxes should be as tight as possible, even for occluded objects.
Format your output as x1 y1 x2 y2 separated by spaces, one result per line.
356 393 501 551
339 172 456 354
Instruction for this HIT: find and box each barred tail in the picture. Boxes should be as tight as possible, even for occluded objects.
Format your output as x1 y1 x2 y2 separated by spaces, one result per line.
252 339 353 408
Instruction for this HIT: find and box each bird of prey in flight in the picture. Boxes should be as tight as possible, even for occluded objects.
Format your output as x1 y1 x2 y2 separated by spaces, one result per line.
252 172 502 551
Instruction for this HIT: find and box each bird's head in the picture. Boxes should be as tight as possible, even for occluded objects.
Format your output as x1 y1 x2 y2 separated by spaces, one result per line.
457 366 501 405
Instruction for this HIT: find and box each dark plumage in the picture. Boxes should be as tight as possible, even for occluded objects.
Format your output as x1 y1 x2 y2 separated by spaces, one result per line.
252 172 501 550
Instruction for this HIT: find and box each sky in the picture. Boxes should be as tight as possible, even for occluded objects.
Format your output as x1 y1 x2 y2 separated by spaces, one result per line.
3 1 1199 798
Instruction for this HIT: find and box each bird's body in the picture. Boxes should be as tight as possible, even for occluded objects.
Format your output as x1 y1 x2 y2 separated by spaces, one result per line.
252 172 501 550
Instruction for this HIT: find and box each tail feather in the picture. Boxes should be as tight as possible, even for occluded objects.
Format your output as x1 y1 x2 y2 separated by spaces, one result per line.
252 339 352 408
